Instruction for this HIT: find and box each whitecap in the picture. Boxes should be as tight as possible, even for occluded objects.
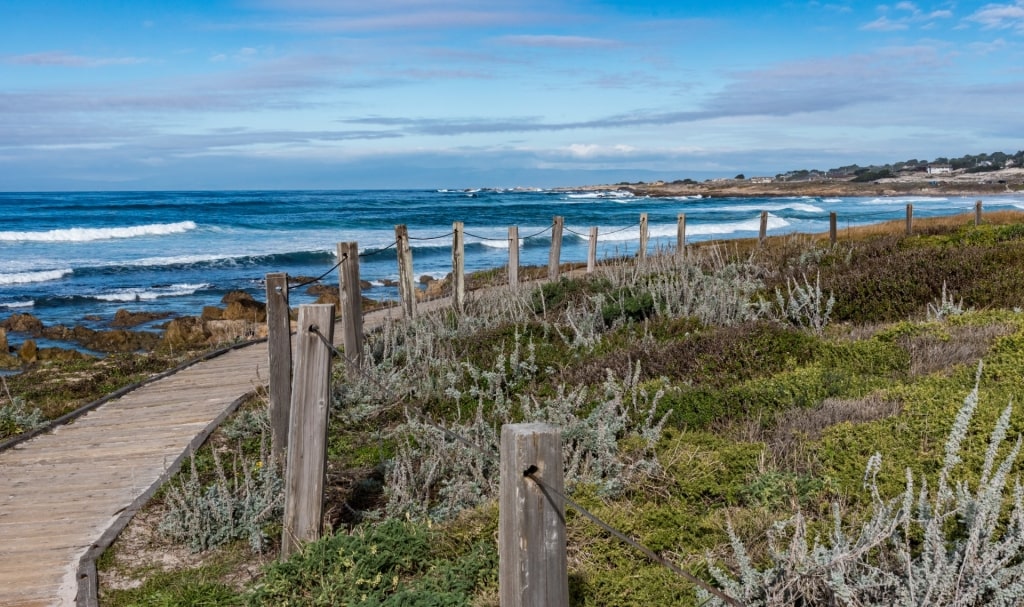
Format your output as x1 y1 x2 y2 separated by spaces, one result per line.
0 300 35 309
0 268 73 285
0 221 198 243
94 283 210 302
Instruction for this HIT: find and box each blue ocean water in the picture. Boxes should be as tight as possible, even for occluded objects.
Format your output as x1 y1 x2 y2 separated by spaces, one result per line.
2 189 1022 341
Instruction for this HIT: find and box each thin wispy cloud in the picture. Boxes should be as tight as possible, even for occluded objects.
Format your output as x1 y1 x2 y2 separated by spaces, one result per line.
966 1 1024 30
3 52 147 67
496 35 622 49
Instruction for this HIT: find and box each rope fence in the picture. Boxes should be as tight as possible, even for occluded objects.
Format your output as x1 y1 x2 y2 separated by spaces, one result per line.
264 200 991 604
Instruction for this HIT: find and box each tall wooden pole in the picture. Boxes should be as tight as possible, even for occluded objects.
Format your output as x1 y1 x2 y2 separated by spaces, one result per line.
281 304 335 559
548 216 564 281
975 199 983 226
638 213 649 260
452 222 465 312
265 272 292 463
829 212 837 245
677 213 686 255
759 210 769 245
337 242 364 374
906 204 914 236
395 224 417 318
587 227 598 273
508 226 520 289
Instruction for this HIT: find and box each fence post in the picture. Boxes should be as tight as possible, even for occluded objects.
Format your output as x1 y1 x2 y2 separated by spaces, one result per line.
906 204 913 236
587 227 598 273
548 216 564 281
265 272 292 463
500 423 568 607
638 213 649 260
759 210 769 245
829 212 837 245
677 213 686 255
337 242 363 374
508 226 520 289
975 200 983 226
281 304 335 560
452 221 465 312
395 224 417 318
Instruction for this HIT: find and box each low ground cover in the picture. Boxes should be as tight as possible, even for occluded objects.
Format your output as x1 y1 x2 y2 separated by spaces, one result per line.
96 212 1024 605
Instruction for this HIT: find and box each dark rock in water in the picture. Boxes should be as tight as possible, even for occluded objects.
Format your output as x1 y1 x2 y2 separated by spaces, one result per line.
162 317 211 348
305 284 337 297
360 280 373 290
201 306 224 321
2 313 44 335
380 278 398 288
313 290 341 312
223 298 267 322
84 329 160 353
221 290 256 305
18 340 38 364
418 274 434 285
110 309 173 328
41 324 160 353
37 347 91 363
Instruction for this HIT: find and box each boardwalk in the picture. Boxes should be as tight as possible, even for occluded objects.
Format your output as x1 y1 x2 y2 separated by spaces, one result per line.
0 304 415 607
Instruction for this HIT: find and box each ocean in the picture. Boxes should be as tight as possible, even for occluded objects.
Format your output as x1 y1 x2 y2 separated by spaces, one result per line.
2 189 1022 348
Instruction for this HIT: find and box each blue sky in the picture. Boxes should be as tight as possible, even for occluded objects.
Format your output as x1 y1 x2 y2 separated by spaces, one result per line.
2 0 1023 190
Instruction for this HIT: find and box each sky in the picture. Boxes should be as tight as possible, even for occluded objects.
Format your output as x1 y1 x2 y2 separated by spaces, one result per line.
1 0 1023 190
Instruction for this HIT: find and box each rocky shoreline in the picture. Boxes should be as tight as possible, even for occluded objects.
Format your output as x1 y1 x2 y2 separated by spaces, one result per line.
0 274 464 371
566 167 1024 199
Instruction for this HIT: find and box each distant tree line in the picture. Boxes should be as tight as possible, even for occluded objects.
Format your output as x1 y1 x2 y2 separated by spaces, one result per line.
780 150 1024 181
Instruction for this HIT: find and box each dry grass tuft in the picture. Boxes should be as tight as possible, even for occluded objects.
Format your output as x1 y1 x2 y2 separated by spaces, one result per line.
767 393 902 472
899 323 1014 377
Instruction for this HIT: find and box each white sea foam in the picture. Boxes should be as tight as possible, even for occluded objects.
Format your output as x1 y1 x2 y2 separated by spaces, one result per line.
0 268 73 285
863 197 950 205
0 300 35 309
823 198 843 203
705 202 825 213
566 191 635 200
0 221 198 243
689 215 790 236
94 283 210 302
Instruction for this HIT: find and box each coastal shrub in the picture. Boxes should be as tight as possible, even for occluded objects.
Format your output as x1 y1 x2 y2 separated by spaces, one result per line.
699 364 1024 607
159 437 283 553
384 362 670 519
759 272 834 334
0 393 44 440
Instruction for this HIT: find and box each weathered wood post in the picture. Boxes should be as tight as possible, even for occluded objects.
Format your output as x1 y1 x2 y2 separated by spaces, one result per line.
638 212 649 260
829 212 837 245
548 216 564 281
677 213 686 255
452 221 465 313
265 272 292 463
587 227 598 273
906 204 913 236
759 210 769 245
975 200 983 226
508 226 520 289
281 304 335 559
395 224 417 318
336 242 363 374
500 423 568 607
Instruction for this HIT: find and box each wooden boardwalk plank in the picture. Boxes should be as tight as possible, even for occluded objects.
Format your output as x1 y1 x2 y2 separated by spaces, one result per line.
0 301 438 607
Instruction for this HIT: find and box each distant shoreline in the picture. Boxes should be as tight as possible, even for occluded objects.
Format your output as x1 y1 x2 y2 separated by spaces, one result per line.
564 167 1024 199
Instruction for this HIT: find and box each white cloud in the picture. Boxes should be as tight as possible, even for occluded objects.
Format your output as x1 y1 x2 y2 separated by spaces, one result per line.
566 143 636 158
966 2 1024 30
